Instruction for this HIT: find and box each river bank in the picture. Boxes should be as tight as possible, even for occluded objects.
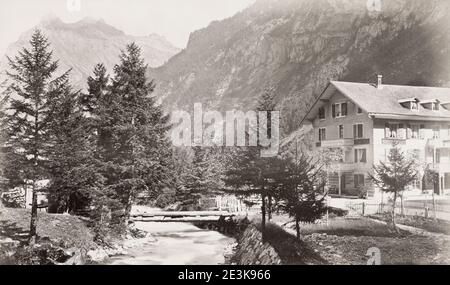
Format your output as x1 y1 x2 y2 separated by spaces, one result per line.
1 205 237 265
0 206 97 264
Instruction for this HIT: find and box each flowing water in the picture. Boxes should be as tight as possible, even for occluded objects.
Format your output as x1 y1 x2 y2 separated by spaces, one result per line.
109 222 235 265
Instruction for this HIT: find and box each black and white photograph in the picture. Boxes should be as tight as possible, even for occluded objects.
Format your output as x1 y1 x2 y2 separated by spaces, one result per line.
0 0 450 270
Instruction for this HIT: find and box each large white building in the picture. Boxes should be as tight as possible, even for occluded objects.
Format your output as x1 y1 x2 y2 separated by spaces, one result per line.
300 76 450 200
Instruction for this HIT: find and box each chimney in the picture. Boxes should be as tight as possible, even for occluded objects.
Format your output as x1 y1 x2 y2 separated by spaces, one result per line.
377 75 383 89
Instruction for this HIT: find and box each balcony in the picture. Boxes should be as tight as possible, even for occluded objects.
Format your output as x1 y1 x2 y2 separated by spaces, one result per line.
427 138 450 149
428 163 450 173
337 163 356 172
316 138 371 148
317 139 354 148
382 138 407 145
354 138 370 145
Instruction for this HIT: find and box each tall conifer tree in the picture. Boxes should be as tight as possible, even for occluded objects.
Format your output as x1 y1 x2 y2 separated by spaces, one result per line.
90 43 172 226
4 30 70 242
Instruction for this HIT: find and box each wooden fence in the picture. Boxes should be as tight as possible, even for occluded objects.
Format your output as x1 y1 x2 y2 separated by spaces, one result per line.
345 200 450 219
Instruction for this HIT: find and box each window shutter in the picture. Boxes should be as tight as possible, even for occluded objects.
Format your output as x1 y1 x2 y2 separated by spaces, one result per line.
342 103 348 116
319 107 324 119
354 149 358 163
362 149 367 163
406 125 411 139
332 104 336 118
354 175 358 188
358 124 363 138
353 125 357 139
385 123 390 138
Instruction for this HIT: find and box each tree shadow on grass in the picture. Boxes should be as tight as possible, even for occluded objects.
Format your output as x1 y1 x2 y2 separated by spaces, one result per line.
256 222 328 265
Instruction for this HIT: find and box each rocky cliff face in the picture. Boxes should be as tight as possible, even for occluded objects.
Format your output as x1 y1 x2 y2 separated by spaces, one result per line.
151 0 450 131
0 17 180 91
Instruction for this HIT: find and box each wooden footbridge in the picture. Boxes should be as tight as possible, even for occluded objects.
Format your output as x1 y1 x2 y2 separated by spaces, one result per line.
130 211 236 223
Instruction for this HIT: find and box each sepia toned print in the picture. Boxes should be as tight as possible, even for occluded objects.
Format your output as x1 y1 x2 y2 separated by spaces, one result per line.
0 0 449 266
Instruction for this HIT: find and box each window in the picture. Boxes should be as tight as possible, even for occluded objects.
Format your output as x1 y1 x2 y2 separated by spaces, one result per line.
412 125 419 139
420 124 426 139
433 102 440 111
354 174 365 188
342 103 348 117
436 149 441 163
385 123 398 138
410 180 420 189
433 126 440 139
354 149 367 163
385 123 405 139
408 124 419 139
338 125 344 139
318 107 326 120
357 107 363 114
399 99 419 110
319 128 326 141
332 102 348 118
353 124 364 139
422 101 440 111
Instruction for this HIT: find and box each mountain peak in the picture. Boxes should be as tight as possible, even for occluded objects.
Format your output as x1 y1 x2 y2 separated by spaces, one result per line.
75 17 105 25
1 15 181 92
40 14 64 26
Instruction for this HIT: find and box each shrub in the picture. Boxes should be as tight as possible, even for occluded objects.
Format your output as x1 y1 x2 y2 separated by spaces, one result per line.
154 193 176 209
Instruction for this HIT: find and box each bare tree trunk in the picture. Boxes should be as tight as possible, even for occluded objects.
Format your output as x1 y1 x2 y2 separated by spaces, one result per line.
30 100 40 245
29 181 38 244
432 190 437 221
400 194 405 217
261 194 266 241
267 195 272 221
392 191 399 234
295 217 301 241
124 194 133 223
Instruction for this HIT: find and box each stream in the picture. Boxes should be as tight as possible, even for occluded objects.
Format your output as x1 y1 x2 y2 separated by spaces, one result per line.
109 221 235 265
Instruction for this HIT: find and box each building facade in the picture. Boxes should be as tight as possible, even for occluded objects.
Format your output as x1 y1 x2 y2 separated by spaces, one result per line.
301 76 450 200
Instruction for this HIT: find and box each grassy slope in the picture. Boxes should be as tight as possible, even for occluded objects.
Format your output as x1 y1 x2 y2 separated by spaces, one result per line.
370 214 450 235
297 217 450 265
0 207 96 250
264 214 450 265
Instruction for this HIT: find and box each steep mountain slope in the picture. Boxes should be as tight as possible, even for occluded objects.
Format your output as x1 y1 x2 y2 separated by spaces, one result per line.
151 0 450 132
0 16 180 90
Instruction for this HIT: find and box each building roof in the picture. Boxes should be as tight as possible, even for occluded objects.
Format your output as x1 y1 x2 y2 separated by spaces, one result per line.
301 81 450 123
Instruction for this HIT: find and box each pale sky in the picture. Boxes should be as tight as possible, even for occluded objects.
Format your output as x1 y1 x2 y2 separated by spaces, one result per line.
0 0 255 53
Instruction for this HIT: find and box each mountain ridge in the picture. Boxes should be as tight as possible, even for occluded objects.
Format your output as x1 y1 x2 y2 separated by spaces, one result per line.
0 16 181 91
149 0 450 133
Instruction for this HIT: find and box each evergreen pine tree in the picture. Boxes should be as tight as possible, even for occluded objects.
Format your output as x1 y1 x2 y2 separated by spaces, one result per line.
275 154 327 240
4 30 70 242
45 80 102 214
181 146 223 207
0 92 8 191
82 63 109 114
224 87 279 239
92 43 172 227
370 144 418 232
